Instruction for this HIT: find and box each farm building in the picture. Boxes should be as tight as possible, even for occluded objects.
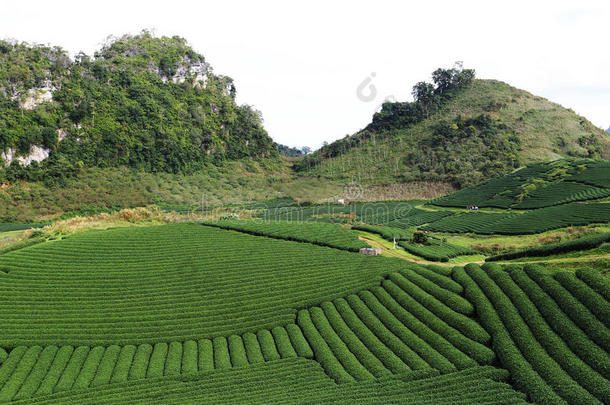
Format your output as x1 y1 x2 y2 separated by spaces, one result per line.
359 247 382 255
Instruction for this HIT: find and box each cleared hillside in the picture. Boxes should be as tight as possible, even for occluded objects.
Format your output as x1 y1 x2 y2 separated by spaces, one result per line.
296 76 610 188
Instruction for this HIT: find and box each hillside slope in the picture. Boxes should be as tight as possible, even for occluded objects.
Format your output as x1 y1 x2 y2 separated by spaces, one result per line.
0 31 278 185
296 73 610 188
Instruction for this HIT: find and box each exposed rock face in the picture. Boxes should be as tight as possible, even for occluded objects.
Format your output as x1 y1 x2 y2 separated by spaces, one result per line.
172 57 209 86
149 56 210 86
12 79 56 110
1 145 50 167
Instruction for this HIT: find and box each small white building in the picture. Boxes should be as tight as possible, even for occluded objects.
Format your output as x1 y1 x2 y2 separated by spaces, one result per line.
359 247 382 256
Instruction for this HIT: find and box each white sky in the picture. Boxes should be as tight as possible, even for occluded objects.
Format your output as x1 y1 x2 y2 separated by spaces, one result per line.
2 1 609 149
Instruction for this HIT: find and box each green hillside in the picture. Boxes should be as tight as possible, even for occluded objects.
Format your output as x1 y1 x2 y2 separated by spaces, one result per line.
431 158 610 209
296 69 610 188
0 31 278 186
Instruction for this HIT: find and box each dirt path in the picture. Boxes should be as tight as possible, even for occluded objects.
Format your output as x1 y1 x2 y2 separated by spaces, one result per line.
358 235 461 266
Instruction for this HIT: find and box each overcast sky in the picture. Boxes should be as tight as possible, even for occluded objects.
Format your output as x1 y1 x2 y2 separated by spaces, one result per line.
2 1 609 149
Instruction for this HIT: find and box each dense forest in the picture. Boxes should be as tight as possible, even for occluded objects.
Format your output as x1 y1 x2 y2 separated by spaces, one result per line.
0 31 278 185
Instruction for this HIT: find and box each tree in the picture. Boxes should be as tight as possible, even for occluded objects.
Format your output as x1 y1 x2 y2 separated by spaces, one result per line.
412 82 435 117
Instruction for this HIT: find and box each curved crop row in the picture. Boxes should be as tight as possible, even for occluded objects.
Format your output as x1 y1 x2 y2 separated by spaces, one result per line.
2 358 529 404
456 263 610 404
0 224 406 347
351 225 410 241
0 324 309 401
509 267 610 380
398 240 478 262
453 265 563 404
524 265 610 352
485 264 609 403
202 221 368 252
487 232 610 261
426 203 610 235
576 268 610 301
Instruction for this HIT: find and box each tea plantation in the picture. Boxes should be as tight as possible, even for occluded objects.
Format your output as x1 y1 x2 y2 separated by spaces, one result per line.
0 220 607 404
1 159 610 403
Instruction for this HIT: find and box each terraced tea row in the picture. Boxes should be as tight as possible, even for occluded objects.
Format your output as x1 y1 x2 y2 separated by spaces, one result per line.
351 224 411 241
6 358 527 405
424 202 610 234
454 263 610 404
397 241 478 262
0 325 312 402
513 182 610 209
295 269 495 383
201 221 368 251
431 159 610 209
0 224 414 346
256 201 416 224
487 233 610 261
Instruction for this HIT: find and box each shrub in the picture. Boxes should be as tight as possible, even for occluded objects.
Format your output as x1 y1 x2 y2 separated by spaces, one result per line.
398 240 477 262
488 266 608 403
109 345 136 384
242 332 265 364
351 225 410 241
390 273 489 343
33 346 73 396
333 297 410 374
411 266 463 294
13 346 58 400
346 294 429 370
511 267 610 379
358 290 456 373
128 344 153 380
320 301 391 378
382 279 493 364
454 265 561 404
212 337 231 370
554 271 610 327
163 342 182 377
54 346 90 392
525 265 610 352
146 343 168 378
309 306 374 380
370 286 478 369
91 345 121 387
271 327 297 359
297 309 354 383
197 339 214 372
256 330 280 362
202 220 368 252
181 341 198 374
0 346 42 402
227 335 248 367
576 268 610 301
399 269 473 315
285 324 313 360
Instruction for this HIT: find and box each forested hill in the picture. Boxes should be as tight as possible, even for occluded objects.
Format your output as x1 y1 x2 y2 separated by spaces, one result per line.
296 66 610 188
0 31 278 185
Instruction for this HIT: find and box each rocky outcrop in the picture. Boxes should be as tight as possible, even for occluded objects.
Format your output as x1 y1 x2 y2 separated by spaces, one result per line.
11 79 56 110
1 145 50 167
